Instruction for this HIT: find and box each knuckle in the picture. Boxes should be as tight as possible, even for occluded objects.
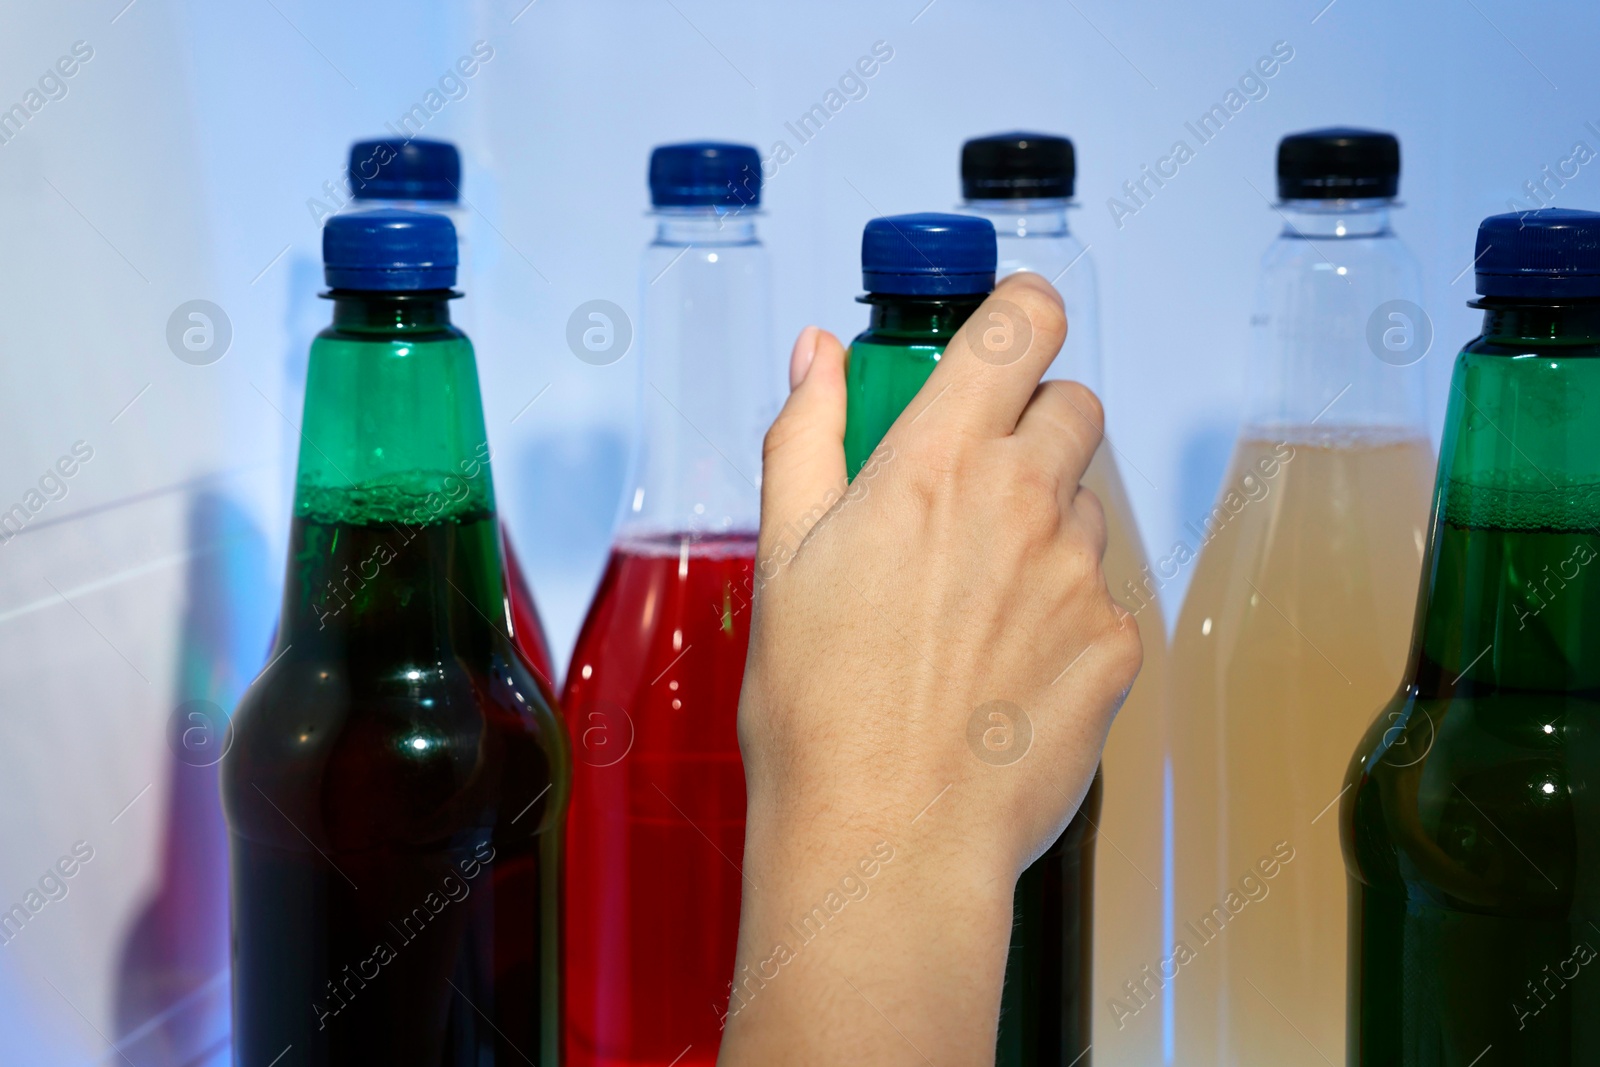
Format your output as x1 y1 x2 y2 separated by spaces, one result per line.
761 412 802 463
1052 380 1104 436
1001 459 1060 538
1057 540 1100 589
904 432 967 482
1073 485 1105 529
1103 603 1145 680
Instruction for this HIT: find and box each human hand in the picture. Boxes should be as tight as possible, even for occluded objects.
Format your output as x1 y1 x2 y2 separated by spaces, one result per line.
721 272 1142 1064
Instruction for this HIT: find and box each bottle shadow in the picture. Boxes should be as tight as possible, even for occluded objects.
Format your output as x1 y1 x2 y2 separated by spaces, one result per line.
112 490 271 1067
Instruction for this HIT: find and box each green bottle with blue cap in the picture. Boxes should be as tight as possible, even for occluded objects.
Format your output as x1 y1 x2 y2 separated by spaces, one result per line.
1342 208 1600 1063
222 209 568 1066
844 213 997 474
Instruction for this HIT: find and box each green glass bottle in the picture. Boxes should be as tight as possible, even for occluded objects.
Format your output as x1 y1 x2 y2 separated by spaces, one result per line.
221 210 568 1065
1342 208 1600 1064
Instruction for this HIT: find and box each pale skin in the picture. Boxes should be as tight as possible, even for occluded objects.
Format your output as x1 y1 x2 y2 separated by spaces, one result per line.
720 272 1142 1065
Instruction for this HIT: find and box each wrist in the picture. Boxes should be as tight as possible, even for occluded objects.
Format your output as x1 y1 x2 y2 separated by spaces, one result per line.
722 790 1017 1062
728 677 1041 1062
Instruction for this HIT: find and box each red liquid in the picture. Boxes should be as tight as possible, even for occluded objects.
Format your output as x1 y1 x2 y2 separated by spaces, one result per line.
563 532 756 1067
502 524 559 705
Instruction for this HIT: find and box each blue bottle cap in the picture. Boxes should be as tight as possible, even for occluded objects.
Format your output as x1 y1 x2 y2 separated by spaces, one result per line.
348 139 461 203
649 142 761 208
861 213 997 296
1476 209 1600 299
323 209 457 291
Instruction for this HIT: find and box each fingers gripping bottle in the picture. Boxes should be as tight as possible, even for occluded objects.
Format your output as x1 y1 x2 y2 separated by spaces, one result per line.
1344 209 1600 1065
345 137 559 699
961 132 1168 1067
222 210 569 1066
563 143 774 1067
1170 129 1434 1065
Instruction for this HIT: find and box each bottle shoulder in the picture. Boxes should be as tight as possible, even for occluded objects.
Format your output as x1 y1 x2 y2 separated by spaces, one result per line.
1461 336 1600 358
223 645 567 851
312 323 468 347
1343 686 1588 917
849 328 951 352
1256 234 1423 296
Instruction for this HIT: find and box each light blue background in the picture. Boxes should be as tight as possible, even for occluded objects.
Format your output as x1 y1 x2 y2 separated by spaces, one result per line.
0 0 1595 1061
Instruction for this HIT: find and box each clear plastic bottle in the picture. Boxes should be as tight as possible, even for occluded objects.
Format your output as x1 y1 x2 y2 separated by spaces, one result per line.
1170 128 1434 1065
563 142 774 1067
961 131 1167 1067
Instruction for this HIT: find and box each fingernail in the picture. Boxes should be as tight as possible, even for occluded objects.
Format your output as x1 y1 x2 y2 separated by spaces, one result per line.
790 326 820 390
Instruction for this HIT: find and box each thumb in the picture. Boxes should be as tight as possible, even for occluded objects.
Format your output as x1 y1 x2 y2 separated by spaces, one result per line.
758 326 849 566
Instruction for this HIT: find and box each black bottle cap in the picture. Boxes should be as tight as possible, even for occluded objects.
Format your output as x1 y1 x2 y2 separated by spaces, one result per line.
1276 127 1399 201
961 132 1075 200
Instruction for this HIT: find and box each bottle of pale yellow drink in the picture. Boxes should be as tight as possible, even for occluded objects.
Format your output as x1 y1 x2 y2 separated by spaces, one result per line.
962 132 1168 1067
1170 129 1433 1065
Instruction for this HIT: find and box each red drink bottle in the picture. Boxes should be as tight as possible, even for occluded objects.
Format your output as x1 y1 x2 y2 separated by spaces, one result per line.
564 142 773 1067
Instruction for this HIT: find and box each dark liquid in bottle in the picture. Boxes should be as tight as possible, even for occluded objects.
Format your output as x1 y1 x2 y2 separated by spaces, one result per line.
1347 518 1600 1064
997 771 1100 1067
224 512 562 1067
563 533 755 1067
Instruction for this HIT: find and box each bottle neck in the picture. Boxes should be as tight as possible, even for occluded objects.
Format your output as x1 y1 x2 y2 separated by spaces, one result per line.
959 198 1071 239
1245 197 1425 436
350 196 463 219
282 288 503 645
628 211 773 541
1409 300 1600 694
1276 198 1393 238
862 292 988 341
328 290 456 332
652 206 759 246
1477 299 1600 343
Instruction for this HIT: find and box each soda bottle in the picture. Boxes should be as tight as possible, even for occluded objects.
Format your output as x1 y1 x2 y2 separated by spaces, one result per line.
961 132 1168 1067
563 142 772 1067
222 209 568 1065
843 212 995 471
345 137 558 698
1343 208 1600 1063
1169 129 1434 1063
